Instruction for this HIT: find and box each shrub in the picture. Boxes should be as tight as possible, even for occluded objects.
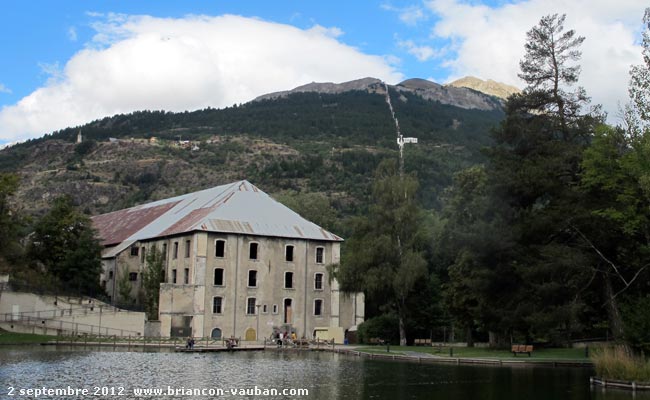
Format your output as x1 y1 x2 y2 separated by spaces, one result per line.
358 313 399 345
591 346 650 382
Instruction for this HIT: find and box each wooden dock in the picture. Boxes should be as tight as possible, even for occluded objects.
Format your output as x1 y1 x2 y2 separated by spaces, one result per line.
175 345 265 353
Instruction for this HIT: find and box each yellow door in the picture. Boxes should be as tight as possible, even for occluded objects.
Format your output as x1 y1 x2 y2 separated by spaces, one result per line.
245 328 256 341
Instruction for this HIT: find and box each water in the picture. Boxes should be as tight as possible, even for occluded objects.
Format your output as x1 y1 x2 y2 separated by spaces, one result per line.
0 346 646 399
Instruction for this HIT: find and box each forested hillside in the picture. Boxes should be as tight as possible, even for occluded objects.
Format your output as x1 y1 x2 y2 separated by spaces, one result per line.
0 86 503 232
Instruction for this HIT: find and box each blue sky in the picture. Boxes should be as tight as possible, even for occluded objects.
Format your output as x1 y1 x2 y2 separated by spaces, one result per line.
0 0 647 145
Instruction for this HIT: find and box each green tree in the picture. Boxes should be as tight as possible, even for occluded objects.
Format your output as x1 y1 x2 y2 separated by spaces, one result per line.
116 265 133 305
337 159 429 345
580 125 650 341
274 190 340 234
439 166 519 346
28 196 103 296
626 8 650 134
518 13 588 133
0 173 23 269
454 14 600 344
141 247 165 320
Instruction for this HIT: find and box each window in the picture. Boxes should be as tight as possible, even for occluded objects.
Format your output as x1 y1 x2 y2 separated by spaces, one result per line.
314 299 323 316
285 245 294 262
249 242 259 260
314 273 324 290
212 297 223 314
173 242 178 259
272 304 278 314
184 268 189 284
284 272 294 289
140 246 146 263
108 271 114 280
248 270 257 287
215 240 226 258
129 272 138 281
171 269 177 284
246 298 257 315
316 247 324 264
262 304 268 313
214 268 224 286
185 240 191 258
162 243 167 258
130 246 139 256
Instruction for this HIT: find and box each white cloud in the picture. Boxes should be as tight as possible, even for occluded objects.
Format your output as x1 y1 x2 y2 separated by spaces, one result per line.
0 14 403 142
0 84 11 94
423 0 647 123
68 26 78 42
397 39 442 61
382 4 428 26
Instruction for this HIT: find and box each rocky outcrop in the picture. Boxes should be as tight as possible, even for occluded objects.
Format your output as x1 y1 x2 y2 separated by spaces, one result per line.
446 76 520 100
396 78 503 111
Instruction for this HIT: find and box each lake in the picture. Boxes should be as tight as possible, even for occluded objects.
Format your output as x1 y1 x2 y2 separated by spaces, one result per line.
0 346 646 399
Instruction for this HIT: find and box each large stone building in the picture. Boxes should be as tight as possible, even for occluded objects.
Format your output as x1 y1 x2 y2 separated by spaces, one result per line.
92 180 364 341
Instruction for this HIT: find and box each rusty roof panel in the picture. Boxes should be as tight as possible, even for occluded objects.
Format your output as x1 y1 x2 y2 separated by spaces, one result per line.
92 201 180 246
93 180 343 248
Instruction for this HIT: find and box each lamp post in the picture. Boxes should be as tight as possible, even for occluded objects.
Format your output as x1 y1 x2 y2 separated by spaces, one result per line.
256 304 262 342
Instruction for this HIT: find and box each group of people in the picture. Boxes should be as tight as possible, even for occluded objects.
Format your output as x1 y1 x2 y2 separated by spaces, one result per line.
274 330 297 347
185 337 195 349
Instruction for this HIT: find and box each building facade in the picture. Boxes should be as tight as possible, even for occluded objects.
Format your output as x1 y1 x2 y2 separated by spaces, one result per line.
93 181 364 340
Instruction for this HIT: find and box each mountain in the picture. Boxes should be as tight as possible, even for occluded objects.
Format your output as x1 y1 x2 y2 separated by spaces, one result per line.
256 77 503 111
447 76 520 100
1 78 505 227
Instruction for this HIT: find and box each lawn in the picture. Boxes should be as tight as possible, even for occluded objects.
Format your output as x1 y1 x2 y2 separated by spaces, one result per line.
355 345 590 361
0 330 52 345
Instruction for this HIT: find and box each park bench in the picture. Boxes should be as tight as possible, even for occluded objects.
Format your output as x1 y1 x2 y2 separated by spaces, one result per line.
414 338 432 346
369 337 385 345
511 344 533 356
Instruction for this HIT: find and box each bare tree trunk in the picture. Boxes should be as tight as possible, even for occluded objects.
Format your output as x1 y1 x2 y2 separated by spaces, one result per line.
466 326 474 348
398 313 407 346
397 299 407 346
603 273 625 341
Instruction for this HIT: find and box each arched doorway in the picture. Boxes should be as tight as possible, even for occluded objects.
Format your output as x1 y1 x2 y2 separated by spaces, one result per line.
245 328 256 341
211 328 222 339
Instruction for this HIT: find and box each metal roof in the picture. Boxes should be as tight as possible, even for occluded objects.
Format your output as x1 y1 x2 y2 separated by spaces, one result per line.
93 180 342 250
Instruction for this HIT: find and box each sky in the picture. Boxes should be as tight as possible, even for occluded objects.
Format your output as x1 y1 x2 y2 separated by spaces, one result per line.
0 0 647 146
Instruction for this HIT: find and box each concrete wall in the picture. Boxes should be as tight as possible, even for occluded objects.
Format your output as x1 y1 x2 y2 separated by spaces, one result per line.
0 291 145 336
144 321 161 337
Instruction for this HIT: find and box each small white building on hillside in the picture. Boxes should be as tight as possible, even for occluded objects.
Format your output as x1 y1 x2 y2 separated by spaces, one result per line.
92 180 364 341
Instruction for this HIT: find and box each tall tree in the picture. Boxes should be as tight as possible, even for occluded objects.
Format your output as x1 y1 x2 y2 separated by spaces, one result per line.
116 265 133 306
439 166 519 346
28 196 103 296
580 125 650 342
518 13 588 134
626 8 650 135
336 159 429 345
468 14 600 344
141 247 165 320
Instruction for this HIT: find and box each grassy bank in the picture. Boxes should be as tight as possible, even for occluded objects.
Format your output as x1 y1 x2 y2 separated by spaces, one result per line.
0 330 52 345
356 345 589 361
591 346 650 382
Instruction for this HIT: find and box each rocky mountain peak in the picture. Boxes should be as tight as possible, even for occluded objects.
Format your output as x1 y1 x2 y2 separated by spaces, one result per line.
255 77 504 111
446 76 520 100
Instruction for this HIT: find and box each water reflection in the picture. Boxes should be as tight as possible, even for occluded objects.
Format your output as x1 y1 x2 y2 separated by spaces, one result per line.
0 346 647 400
